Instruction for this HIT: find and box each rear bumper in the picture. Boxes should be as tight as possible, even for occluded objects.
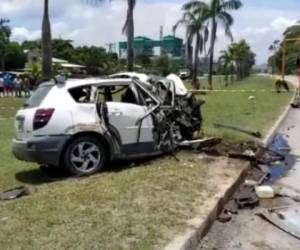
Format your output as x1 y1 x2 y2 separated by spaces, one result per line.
12 135 70 166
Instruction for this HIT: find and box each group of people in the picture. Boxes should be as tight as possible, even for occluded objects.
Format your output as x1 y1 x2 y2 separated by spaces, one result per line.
0 73 32 98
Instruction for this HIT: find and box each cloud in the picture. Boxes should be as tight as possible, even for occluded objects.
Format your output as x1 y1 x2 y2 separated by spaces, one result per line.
1 0 300 64
271 17 297 31
11 27 40 41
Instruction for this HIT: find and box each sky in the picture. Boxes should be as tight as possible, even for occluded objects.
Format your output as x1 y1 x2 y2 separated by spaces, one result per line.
0 0 299 65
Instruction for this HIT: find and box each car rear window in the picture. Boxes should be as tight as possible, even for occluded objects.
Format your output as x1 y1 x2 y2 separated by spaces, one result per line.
25 84 53 108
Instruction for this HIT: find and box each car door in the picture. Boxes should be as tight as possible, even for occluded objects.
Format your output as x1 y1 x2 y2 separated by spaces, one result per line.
106 101 156 155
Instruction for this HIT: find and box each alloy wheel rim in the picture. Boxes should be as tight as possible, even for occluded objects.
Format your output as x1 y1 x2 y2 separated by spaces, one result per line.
70 141 101 173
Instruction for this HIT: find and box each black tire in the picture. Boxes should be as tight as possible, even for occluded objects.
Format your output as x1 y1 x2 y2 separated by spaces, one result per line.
63 136 106 176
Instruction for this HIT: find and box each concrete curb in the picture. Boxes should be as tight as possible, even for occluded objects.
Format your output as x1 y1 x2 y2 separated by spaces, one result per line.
164 163 250 250
262 102 292 146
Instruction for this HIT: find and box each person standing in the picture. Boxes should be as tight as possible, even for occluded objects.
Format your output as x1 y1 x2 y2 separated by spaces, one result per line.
23 77 31 97
14 76 23 98
3 73 14 97
0 76 4 98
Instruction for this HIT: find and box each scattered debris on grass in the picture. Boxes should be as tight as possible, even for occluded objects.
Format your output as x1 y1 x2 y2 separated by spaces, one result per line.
214 123 262 138
0 186 34 201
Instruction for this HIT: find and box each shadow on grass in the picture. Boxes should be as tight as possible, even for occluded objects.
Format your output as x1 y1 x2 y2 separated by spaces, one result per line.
15 154 166 186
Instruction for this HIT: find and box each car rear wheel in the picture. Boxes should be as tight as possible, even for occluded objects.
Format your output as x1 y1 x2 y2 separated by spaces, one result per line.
63 136 106 176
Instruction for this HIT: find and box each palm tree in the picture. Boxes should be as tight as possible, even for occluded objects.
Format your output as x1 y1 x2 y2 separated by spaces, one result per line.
184 0 242 89
0 19 11 71
41 0 52 80
207 0 242 88
229 40 255 80
174 3 210 89
91 0 135 71
268 40 280 75
184 30 193 75
218 49 234 85
122 0 135 71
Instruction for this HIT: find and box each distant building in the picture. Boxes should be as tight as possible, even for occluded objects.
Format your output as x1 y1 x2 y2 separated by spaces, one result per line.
119 35 184 58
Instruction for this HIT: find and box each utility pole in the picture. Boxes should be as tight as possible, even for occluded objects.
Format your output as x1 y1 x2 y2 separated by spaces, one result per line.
172 25 176 37
160 25 164 56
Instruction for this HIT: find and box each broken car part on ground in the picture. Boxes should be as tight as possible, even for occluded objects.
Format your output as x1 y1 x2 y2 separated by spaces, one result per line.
12 72 203 176
216 132 300 242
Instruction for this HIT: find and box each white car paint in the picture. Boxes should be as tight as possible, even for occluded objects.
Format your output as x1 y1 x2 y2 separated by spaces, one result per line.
166 73 189 96
107 102 153 144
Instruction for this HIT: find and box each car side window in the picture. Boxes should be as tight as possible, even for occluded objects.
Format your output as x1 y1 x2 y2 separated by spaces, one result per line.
96 85 143 105
69 86 92 103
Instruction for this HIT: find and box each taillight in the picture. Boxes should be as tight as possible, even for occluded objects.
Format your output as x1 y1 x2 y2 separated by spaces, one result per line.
33 108 55 130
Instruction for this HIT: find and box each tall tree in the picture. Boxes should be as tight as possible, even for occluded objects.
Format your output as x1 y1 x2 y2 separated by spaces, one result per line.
268 23 300 75
5 42 26 70
0 19 11 71
91 0 136 71
174 3 210 89
41 0 52 80
184 0 242 88
122 0 136 71
207 0 241 88
228 40 255 80
268 40 280 75
52 39 74 61
218 49 234 85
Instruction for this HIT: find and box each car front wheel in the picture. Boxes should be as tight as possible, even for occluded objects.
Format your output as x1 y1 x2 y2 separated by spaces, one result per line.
63 136 106 176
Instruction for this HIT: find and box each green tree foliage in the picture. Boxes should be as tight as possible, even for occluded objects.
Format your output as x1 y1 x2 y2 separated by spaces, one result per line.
0 19 11 70
28 62 42 83
218 49 235 85
174 2 210 89
154 56 181 76
5 42 26 70
71 46 119 75
206 0 242 88
268 23 300 75
175 0 242 88
21 38 120 76
136 54 151 69
227 40 256 80
52 39 74 61
22 40 41 50
180 0 242 89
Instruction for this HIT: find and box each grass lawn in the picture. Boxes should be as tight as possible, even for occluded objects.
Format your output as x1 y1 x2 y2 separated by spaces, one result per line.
0 75 292 249
199 75 293 142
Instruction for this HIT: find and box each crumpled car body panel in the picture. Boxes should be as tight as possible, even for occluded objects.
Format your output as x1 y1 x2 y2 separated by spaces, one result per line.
105 73 203 156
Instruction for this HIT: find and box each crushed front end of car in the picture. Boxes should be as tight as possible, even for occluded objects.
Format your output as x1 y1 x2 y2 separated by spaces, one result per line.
134 73 204 153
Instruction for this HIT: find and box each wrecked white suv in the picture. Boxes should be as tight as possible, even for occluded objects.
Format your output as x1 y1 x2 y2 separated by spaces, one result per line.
12 74 202 176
